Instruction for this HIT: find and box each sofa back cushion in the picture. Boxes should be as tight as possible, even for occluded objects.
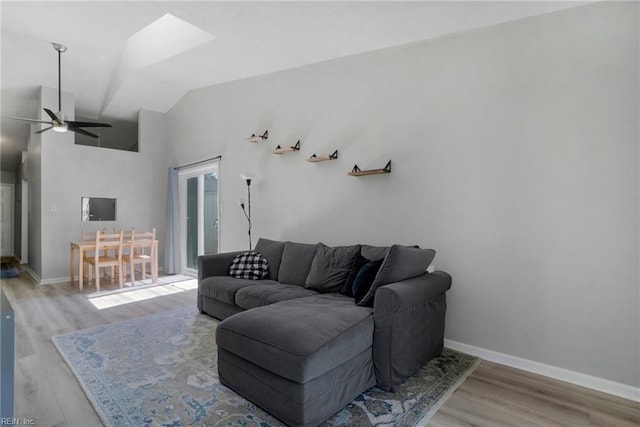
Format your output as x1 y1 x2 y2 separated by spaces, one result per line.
305 243 361 293
278 242 318 286
360 245 389 261
254 238 286 280
357 245 436 307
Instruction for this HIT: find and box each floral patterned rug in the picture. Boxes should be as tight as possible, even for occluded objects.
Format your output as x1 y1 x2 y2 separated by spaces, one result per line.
52 306 479 427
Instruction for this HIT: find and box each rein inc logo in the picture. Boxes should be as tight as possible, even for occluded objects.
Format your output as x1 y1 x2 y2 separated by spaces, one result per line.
0 419 34 425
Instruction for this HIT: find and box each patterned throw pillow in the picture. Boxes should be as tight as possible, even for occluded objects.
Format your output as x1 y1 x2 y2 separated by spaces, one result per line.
229 252 269 280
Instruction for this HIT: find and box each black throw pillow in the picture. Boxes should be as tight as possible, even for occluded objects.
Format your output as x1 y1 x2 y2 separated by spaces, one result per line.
352 259 384 306
340 253 369 297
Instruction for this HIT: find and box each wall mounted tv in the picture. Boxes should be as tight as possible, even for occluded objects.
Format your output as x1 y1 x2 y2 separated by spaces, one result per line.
81 197 116 222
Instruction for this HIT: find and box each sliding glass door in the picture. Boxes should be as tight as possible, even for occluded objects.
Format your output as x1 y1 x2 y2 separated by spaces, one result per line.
179 163 219 274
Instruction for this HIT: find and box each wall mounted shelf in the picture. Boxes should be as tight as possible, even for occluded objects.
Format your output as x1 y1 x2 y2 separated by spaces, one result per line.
273 140 301 154
348 160 391 176
307 150 338 162
246 130 268 142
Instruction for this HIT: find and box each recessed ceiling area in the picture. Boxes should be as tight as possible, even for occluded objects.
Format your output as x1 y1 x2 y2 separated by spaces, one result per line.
1 1 588 171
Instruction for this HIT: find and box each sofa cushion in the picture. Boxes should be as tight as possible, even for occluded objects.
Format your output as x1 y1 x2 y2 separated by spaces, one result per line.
229 252 268 280
217 294 374 384
235 284 319 310
353 258 384 305
278 242 317 286
360 245 389 261
305 243 361 293
357 245 436 307
198 276 279 305
254 238 286 280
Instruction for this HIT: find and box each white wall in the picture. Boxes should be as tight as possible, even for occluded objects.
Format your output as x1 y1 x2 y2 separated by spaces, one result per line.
166 2 639 388
33 86 169 282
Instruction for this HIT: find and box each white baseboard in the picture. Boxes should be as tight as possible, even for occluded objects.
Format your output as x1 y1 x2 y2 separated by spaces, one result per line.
444 339 640 402
24 266 40 284
24 267 68 285
26 264 166 286
40 276 71 285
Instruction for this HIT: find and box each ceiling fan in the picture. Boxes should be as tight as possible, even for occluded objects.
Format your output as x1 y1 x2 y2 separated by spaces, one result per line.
3 43 111 138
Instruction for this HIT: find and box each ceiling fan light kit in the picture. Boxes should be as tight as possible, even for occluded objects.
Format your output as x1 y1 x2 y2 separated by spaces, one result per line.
2 42 112 139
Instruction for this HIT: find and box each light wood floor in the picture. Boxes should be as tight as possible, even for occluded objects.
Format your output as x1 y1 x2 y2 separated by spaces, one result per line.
1 272 638 427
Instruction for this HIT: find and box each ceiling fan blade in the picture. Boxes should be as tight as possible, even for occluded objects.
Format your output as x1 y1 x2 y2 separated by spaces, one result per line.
66 120 112 128
68 125 99 138
34 126 54 134
43 108 60 123
1 116 53 125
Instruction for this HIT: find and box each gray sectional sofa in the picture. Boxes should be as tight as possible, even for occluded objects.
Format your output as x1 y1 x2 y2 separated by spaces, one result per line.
197 238 452 427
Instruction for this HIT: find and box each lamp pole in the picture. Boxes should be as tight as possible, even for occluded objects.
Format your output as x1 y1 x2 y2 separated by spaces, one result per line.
246 177 252 250
239 173 255 250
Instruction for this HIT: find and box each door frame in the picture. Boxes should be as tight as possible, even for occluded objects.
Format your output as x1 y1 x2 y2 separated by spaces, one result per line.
177 162 220 275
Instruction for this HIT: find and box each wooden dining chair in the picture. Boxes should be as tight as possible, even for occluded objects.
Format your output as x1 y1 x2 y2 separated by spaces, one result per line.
80 229 105 282
123 228 156 284
119 228 134 242
115 228 134 273
85 230 124 292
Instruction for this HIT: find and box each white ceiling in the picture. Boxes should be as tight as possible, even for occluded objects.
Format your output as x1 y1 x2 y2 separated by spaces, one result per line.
1 1 587 171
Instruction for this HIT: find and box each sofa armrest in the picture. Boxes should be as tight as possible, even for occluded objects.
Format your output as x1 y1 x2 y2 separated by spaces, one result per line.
373 271 452 391
197 251 245 280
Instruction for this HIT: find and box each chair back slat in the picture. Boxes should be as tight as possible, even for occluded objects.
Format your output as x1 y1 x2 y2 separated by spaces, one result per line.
117 228 134 241
130 229 156 257
95 230 124 261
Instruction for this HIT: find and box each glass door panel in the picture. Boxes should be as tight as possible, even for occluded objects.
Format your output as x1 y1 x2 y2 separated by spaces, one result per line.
186 177 199 270
179 163 220 275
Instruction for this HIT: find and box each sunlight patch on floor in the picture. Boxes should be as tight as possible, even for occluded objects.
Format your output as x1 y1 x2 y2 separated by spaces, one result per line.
88 279 197 310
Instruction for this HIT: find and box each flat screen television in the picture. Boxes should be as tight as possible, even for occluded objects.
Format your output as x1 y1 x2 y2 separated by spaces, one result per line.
81 197 116 222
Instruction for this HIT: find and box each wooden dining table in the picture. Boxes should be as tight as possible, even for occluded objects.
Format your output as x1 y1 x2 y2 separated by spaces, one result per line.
69 239 158 292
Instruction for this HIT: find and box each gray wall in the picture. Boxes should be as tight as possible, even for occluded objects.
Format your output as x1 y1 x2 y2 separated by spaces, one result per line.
166 2 639 387
30 86 169 281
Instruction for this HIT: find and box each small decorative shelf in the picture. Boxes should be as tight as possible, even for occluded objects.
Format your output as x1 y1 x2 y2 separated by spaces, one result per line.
273 140 301 154
307 150 338 162
348 160 391 176
246 130 268 142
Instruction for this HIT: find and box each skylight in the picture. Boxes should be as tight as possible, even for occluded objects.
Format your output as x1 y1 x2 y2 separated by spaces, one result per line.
102 13 215 114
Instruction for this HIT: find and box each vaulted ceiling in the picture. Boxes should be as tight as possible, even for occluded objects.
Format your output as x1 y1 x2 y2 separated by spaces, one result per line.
1 1 586 171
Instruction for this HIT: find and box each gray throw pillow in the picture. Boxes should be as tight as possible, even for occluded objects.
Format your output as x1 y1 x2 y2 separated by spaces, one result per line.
254 238 286 280
277 242 318 286
305 243 361 293
356 244 436 307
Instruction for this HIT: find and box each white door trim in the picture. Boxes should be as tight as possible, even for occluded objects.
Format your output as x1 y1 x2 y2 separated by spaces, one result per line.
177 162 220 275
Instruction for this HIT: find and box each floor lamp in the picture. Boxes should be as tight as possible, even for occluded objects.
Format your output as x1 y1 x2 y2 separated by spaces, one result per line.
239 173 255 250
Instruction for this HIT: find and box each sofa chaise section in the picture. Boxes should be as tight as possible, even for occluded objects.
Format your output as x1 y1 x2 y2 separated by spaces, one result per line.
217 294 375 427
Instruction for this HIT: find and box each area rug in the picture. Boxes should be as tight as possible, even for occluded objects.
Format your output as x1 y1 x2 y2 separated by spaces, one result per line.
0 261 19 279
52 307 479 427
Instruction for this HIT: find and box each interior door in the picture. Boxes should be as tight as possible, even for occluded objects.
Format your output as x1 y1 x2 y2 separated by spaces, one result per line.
0 184 14 257
179 163 219 274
